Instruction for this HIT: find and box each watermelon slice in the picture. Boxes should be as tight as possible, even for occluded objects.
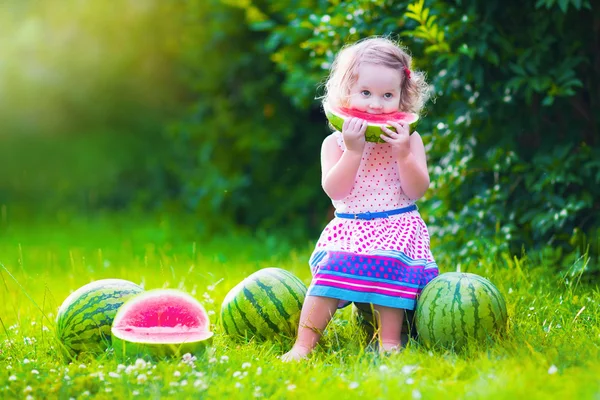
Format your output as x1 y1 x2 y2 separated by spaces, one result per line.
323 101 419 143
111 289 214 359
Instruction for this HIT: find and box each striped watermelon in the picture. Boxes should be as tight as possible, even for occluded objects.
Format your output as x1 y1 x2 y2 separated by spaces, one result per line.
415 272 508 349
220 268 307 341
56 279 144 357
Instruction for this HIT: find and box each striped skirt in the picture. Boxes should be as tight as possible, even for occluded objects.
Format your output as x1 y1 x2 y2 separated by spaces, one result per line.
308 250 438 310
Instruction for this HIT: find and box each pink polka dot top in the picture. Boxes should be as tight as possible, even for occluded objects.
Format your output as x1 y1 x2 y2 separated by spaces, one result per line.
331 131 416 214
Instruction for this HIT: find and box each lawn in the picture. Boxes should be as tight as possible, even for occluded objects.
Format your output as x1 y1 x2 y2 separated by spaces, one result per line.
1 214 599 399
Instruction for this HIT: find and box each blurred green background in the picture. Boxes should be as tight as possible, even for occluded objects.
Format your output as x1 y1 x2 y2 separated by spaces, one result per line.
0 0 598 273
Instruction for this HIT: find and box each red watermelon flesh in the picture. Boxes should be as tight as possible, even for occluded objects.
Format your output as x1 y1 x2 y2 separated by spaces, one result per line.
323 101 419 143
336 106 418 125
112 290 213 344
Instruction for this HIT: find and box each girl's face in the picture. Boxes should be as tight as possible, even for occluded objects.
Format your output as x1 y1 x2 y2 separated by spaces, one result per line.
347 63 402 114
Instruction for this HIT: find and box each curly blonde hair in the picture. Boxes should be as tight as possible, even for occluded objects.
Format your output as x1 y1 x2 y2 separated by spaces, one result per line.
321 36 430 115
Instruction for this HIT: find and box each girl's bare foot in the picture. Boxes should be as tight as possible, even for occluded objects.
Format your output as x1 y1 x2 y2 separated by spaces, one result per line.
280 345 311 362
380 341 402 354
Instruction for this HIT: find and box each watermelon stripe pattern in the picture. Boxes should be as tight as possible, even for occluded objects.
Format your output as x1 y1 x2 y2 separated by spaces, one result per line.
221 268 307 341
415 272 508 349
56 279 144 355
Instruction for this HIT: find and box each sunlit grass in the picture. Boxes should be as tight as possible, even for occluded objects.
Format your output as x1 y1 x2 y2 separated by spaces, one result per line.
0 214 599 399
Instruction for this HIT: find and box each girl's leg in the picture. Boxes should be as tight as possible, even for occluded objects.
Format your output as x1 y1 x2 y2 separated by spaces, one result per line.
372 305 405 352
281 295 339 361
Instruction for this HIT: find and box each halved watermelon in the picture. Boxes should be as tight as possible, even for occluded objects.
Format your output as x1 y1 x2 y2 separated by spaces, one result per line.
111 289 213 359
323 101 419 143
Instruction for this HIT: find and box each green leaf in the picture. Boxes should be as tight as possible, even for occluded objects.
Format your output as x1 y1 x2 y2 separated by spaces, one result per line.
535 0 551 8
405 13 420 23
558 0 570 12
542 95 555 106
426 14 438 28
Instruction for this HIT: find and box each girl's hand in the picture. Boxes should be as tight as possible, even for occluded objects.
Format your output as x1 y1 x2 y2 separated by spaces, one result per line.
342 117 367 154
381 120 411 159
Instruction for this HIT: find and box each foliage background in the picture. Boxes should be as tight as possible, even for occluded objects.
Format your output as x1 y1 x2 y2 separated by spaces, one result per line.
0 0 598 273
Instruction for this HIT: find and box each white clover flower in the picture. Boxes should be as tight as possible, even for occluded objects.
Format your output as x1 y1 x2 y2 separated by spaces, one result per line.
349 382 359 389
135 359 147 369
117 364 126 372
242 362 251 369
256 367 262 375
220 355 229 363
233 371 242 378
23 358 31 364
31 369 39 375
23 386 33 393
180 379 188 386
406 378 415 385
79 364 87 369
109 372 120 379
412 389 422 399
173 371 181 377
137 374 148 384
402 365 417 375
287 384 296 391
8 375 17 381
548 365 558 374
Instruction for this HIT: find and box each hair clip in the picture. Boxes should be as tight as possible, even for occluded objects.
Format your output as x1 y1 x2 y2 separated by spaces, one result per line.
403 66 411 80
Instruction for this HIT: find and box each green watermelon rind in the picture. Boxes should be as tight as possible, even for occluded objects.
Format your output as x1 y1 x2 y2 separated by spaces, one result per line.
323 101 419 143
415 272 508 350
56 279 144 357
112 333 213 360
110 289 214 360
220 268 307 342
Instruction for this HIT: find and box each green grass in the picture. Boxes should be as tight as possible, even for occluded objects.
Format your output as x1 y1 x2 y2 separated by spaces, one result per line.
1 214 599 399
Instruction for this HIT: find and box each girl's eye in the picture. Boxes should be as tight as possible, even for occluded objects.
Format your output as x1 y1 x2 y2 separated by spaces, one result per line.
384 93 393 99
361 90 371 97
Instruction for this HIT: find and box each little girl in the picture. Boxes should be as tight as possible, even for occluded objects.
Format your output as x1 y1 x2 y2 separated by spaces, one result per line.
281 37 438 361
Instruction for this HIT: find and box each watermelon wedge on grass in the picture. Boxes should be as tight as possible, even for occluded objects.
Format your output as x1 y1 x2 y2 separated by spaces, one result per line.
111 289 214 359
323 101 419 143
415 272 508 350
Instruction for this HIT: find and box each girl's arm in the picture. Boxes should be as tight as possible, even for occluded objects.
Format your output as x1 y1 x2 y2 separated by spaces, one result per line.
396 132 430 200
320 134 363 201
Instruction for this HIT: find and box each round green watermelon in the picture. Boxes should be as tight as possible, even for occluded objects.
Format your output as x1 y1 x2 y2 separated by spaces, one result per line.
56 279 144 357
220 268 307 341
415 272 508 349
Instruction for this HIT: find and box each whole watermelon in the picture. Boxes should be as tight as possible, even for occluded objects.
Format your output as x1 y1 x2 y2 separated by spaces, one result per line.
415 272 508 349
220 268 307 341
56 279 144 357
